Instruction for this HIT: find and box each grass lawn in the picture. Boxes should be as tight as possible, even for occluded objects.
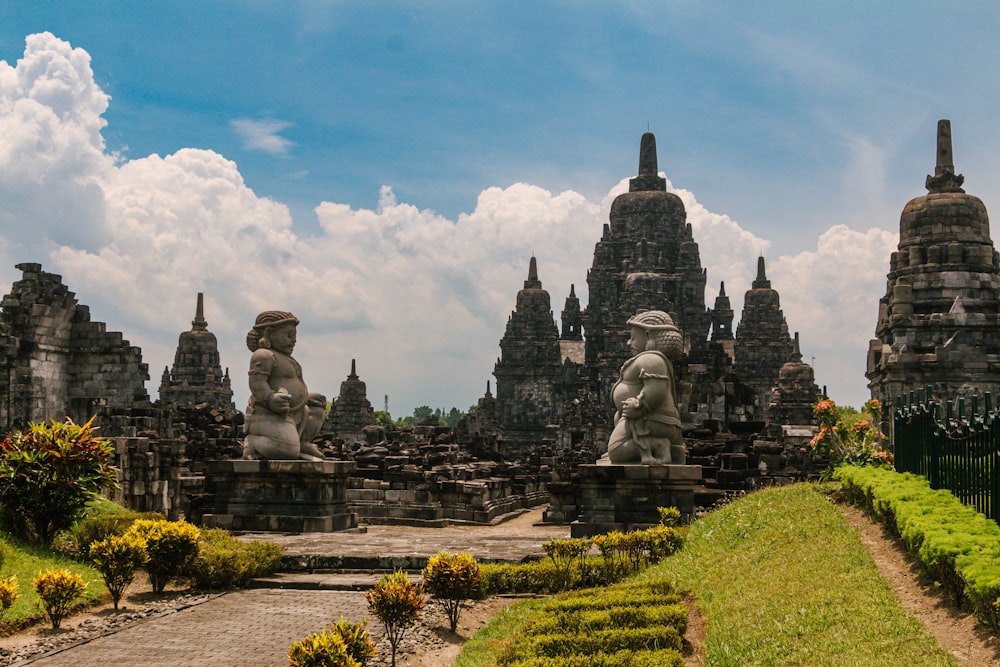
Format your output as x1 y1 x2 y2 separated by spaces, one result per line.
457 483 957 667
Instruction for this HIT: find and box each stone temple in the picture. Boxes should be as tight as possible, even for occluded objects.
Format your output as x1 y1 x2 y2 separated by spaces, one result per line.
488 133 818 461
867 119 1000 410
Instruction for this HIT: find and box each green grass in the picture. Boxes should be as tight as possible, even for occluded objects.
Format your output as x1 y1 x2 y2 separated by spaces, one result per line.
453 598 544 667
0 534 105 628
457 483 958 667
645 483 956 667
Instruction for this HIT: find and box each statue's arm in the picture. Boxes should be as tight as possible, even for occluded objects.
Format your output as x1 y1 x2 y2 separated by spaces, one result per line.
248 349 288 413
625 355 670 418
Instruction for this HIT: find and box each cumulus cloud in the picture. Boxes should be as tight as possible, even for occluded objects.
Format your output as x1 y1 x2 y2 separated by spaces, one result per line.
0 32 895 417
230 117 295 156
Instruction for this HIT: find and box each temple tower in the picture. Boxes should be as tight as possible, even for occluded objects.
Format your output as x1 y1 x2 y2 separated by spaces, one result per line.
493 257 563 454
710 281 736 361
560 284 582 341
734 257 795 424
327 359 376 445
867 119 1000 409
158 293 234 413
583 133 711 423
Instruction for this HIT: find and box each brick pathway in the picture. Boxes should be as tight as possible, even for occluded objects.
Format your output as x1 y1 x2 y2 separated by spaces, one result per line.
22 589 376 667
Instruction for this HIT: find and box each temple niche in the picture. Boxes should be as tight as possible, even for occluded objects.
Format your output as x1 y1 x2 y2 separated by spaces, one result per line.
867 119 1000 411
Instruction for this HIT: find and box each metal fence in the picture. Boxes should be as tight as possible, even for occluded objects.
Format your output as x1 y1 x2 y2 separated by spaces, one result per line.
894 387 1000 524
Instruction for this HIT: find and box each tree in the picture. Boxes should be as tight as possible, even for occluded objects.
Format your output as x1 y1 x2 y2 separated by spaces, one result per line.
0 417 118 544
422 552 483 632
365 570 424 667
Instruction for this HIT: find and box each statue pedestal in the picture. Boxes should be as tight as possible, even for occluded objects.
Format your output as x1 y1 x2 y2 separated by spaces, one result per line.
570 463 702 537
202 460 358 532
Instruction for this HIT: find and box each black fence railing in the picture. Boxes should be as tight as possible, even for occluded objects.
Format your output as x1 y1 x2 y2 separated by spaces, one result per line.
894 387 1000 524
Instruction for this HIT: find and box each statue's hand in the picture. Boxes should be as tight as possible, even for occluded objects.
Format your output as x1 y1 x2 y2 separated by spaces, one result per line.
621 397 642 419
268 388 292 415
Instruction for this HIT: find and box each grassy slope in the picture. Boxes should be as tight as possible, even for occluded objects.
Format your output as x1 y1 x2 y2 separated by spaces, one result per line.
0 535 104 627
645 483 954 667
457 483 956 667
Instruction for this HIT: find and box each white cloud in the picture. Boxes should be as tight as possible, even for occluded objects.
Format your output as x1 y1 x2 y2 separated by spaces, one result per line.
230 117 295 156
0 32 897 419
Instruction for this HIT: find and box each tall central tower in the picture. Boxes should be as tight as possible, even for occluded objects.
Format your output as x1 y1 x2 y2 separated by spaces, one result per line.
583 133 711 421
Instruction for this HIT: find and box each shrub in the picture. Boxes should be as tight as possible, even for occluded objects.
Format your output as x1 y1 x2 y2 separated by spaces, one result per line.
54 508 162 561
288 628 359 667
422 551 483 632
124 519 200 593
657 506 681 526
481 555 625 596
499 648 684 667
184 529 282 590
32 568 87 629
365 569 424 667
0 575 18 619
0 417 118 544
89 533 148 610
331 617 377 665
542 537 591 591
809 399 892 477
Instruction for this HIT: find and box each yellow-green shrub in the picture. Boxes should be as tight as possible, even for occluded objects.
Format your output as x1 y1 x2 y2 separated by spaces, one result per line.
124 519 200 593
422 551 483 632
287 629 359 667
0 575 18 619
365 570 424 667
32 568 87 629
89 533 148 609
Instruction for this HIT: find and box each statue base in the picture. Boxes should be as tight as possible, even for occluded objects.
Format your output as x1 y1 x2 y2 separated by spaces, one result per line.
202 460 358 532
570 463 702 537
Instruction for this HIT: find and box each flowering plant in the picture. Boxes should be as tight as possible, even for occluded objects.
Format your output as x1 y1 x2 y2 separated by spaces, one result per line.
808 398 892 476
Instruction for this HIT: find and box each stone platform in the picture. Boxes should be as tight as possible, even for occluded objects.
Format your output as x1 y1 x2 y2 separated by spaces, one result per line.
202 459 357 532
571 462 702 537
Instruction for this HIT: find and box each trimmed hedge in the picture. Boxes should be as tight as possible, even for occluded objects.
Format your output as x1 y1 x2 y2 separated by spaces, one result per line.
496 577 687 666
836 465 1000 628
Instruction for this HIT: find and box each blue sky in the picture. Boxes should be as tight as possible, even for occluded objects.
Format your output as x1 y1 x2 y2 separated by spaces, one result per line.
0 2 998 418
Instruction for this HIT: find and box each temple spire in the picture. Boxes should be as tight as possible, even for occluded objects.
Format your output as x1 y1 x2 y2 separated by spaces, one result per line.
719 281 726 297
349 358 358 379
629 132 667 192
524 256 542 289
753 256 771 289
926 119 965 193
192 292 207 331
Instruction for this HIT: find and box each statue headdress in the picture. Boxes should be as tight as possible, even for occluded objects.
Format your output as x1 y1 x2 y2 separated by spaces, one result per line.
246 311 299 351
627 310 683 360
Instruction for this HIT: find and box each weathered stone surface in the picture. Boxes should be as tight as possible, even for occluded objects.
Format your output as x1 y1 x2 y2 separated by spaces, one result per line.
867 120 1000 412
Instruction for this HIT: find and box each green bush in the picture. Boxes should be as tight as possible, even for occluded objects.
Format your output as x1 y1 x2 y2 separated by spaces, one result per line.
836 465 1000 629
32 568 87 629
522 603 688 636
53 507 162 561
89 533 148 610
500 648 683 667
542 537 591 592
330 617 377 666
0 418 118 544
501 626 682 662
183 529 282 590
422 551 483 632
124 519 200 593
480 555 623 595
365 570 424 667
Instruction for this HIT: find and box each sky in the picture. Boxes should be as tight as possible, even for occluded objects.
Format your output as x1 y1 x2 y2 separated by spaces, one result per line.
0 2 998 419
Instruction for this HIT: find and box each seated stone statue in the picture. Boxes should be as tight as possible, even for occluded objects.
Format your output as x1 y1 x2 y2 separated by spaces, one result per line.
606 310 685 464
242 311 326 461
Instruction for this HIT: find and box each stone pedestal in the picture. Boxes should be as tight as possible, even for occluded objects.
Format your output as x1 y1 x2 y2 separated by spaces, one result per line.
570 463 702 537
202 460 357 532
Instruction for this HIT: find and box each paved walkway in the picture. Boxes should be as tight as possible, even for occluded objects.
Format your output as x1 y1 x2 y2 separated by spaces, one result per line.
19 508 568 667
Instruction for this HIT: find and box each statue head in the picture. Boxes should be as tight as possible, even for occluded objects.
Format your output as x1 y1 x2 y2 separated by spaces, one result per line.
246 311 300 353
626 310 683 360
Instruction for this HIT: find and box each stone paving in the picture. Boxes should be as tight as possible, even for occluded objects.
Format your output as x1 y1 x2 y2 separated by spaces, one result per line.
17 508 569 667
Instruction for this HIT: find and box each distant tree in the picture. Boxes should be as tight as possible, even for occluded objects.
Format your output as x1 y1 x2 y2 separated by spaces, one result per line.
413 406 434 421
445 408 465 428
374 410 394 428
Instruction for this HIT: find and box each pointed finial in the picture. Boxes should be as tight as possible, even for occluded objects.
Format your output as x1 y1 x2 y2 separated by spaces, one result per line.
569 283 576 298
719 281 726 297
523 256 542 289
349 358 358 379
792 332 802 362
925 119 965 193
486 380 492 397
752 257 771 289
192 292 207 331
629 133 667 192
